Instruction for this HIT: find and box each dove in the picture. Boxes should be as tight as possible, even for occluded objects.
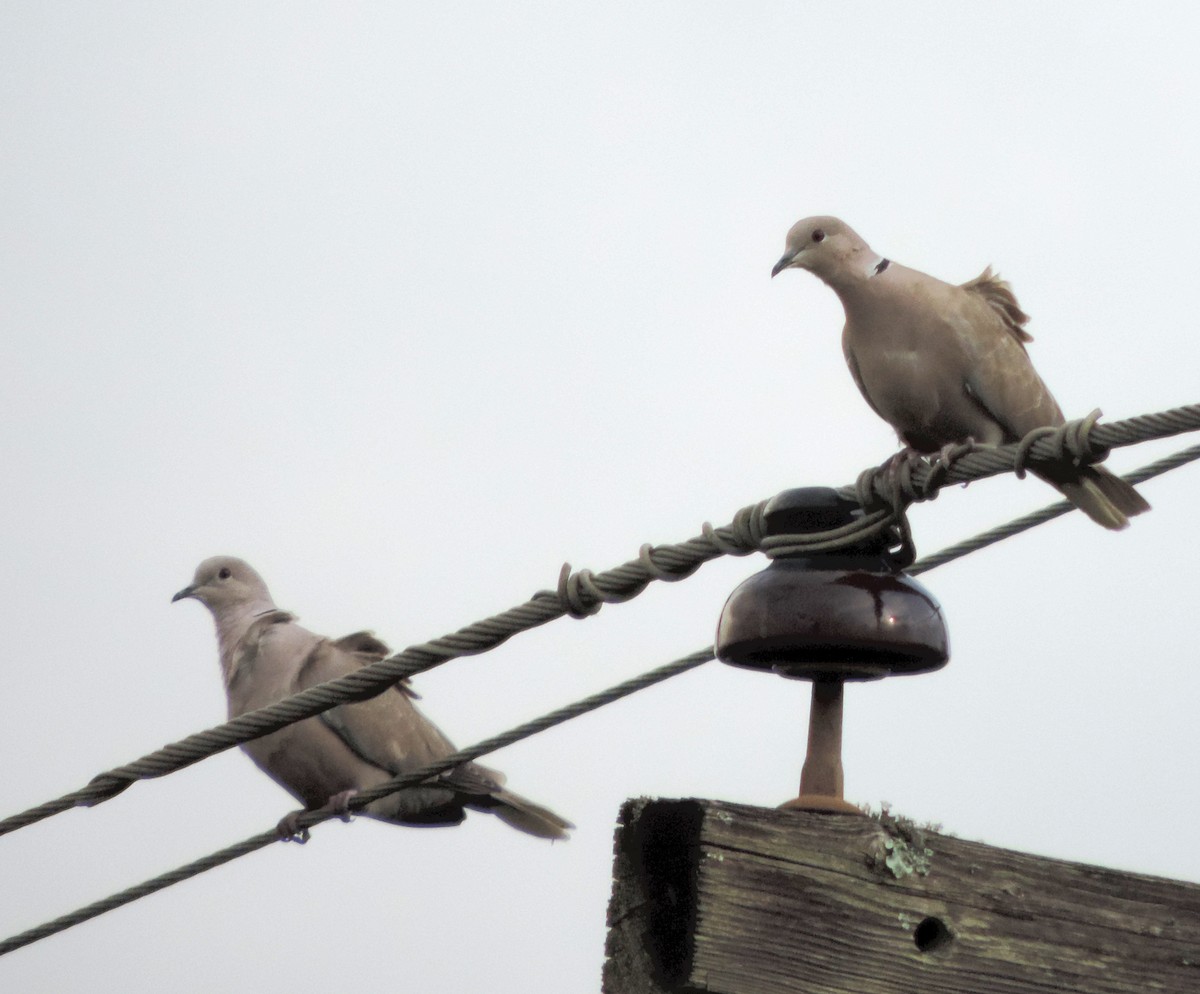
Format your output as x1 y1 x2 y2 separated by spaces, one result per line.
173 556 572 840
771 216 1150 529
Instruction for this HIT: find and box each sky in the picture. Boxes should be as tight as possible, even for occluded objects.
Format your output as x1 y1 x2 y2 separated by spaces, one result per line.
2 3 1199 991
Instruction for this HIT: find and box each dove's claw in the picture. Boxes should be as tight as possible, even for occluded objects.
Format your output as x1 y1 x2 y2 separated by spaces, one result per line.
276 810 310 843
326 789 359 823
275 790 357 842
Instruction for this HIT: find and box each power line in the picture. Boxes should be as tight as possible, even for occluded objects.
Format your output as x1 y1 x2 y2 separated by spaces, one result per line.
862 402 1200 505
3 403 1195 843
0 649 715 957
0 408 1197 954
5 438 1198 955
909 440 1200 575
0 506 762 838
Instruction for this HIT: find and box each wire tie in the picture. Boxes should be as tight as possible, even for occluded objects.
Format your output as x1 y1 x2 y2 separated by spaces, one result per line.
701 521 746 556
638 543 686 581
556 563 603 619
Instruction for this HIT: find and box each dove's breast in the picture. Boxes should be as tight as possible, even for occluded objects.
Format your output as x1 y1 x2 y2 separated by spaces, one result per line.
841 280 1009 449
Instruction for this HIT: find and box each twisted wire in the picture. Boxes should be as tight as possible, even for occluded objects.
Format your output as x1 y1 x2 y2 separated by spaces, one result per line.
855 402 1200 508
4 403 1199 840
0 649 714 957
0 510 766 837
3 402 1199 846
4 431 1200 956
909 440 1200 575
758 404 1200 559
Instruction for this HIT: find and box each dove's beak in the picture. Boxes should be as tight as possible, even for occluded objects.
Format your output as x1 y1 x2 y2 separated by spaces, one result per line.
172 585 196 603
771 253 796 278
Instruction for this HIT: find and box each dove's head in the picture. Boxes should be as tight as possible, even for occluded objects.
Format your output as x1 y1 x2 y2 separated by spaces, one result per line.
771 216 873 286
172 556 274 615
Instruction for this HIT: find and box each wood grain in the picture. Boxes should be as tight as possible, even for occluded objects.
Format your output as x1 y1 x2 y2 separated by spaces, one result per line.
603 798 1200 994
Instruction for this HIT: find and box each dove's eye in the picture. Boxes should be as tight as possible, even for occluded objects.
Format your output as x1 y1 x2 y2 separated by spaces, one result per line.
218 567 232 580
811 229 826 243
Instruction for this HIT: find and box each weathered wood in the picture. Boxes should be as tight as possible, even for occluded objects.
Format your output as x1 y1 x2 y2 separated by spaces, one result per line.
603 797 1200 994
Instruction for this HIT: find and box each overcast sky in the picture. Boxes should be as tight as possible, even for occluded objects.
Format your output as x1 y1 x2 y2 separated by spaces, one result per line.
2 4 1199 991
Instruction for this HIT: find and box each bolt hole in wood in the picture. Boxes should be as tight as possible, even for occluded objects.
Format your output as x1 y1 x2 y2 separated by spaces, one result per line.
913 916 953 953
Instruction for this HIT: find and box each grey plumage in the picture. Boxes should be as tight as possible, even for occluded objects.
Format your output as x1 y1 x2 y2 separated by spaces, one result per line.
773 216 1150 529
173 556 571 839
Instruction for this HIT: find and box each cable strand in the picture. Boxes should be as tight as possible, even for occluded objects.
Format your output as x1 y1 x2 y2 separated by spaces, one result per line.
0 648 714 957
3 431 1199 956
2 402 1198 839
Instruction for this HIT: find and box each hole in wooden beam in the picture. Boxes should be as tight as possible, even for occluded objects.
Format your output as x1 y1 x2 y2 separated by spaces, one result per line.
913 916 953 952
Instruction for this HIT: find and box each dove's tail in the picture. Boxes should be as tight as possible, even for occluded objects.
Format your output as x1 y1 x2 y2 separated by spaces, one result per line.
1038 464 1151 530
475 789 574 841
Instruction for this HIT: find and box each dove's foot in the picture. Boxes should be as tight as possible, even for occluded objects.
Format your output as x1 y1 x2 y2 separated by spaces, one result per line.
276 809 311 844
276 789 360 843
323 789 359 822
879 440 978 503
879 447 927 506
931 438 977 480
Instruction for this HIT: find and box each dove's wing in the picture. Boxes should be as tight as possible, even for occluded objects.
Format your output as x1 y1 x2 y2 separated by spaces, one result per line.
180 555 570 837
297 635 462 776
953 269 1064 440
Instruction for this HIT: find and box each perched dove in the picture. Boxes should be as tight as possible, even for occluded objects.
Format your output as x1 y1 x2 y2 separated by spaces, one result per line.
772 216 1150 529
173 556 572 840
